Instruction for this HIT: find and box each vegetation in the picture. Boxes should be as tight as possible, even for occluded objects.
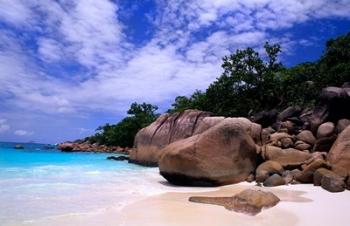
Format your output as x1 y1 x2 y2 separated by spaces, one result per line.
87 32 350 147
168 32 350 116
86 103 159 147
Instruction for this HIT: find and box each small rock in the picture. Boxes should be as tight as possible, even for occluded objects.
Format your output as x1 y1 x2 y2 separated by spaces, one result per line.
312 135 337 152
336 119 350 134
255 161 284 183
296 159 329 183
263 174 286 187
14 144 24 149
321 174 346 192
277 106 302 122
281 137 294 148
280 121 295 133
246 174 255 182
317 122 335 139
282 169 301 184
262 146 312 168
107 155 129 161
189 189 280 216
294 140 311 151
261 127 275 144
296 130 316 145
313 168 335 186
268 132 293 144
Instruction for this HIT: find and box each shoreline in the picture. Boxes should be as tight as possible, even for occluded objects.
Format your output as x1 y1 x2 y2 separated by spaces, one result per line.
20 180 350 226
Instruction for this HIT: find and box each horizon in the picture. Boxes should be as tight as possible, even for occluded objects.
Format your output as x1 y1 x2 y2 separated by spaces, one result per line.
1 0 350 144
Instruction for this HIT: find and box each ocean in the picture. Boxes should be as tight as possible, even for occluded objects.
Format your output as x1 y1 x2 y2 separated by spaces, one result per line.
0 142 163 226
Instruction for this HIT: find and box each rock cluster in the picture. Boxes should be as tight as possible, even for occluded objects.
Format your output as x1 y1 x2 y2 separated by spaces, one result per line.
58 142 130 154
132 85 350 192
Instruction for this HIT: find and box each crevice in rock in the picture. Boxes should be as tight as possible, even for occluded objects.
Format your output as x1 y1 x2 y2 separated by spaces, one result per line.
168 111 184 144
150 114 169 144
190 111 206 136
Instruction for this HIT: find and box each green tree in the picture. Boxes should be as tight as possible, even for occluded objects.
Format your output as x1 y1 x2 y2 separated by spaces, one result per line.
317 32 350 87
88 102 159 147
205 42 284 116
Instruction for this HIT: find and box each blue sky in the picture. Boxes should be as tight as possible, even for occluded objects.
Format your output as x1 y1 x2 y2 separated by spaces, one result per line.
0 0 350 144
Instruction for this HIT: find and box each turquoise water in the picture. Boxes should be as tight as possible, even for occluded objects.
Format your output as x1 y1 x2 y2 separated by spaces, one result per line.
0 142 162 226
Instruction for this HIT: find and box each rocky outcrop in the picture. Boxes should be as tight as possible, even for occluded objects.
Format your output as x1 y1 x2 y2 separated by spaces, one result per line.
158 118 261 186
129 84 350 192
189 189 280 215
131 110 212 166
58 142 129 154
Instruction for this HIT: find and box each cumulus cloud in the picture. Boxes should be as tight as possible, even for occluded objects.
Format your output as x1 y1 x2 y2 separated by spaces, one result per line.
14 130 33 136
0 0 350 121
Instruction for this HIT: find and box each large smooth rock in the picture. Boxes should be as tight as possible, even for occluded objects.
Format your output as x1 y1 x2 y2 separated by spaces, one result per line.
327 125 350 172
131 110 212 166
189 189 280 216
255 161 284 183
159 118 261 186
317 122 335 138
262 146 312 168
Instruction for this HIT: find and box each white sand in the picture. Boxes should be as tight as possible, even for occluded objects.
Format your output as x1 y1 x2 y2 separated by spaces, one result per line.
22 177 350 226
117 182 350 226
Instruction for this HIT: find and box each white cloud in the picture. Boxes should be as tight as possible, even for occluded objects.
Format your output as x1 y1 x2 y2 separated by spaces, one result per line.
37 38 64 62
0 0 32 26
0 0 350 123
14 129 33 136
0 119 10 133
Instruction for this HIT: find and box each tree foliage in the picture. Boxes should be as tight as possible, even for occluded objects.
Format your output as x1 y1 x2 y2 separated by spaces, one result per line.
87 102 159 147
168 32 350 116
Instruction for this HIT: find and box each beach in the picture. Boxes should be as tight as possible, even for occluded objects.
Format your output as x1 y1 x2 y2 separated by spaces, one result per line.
17 175 350 226
1 143 350 226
